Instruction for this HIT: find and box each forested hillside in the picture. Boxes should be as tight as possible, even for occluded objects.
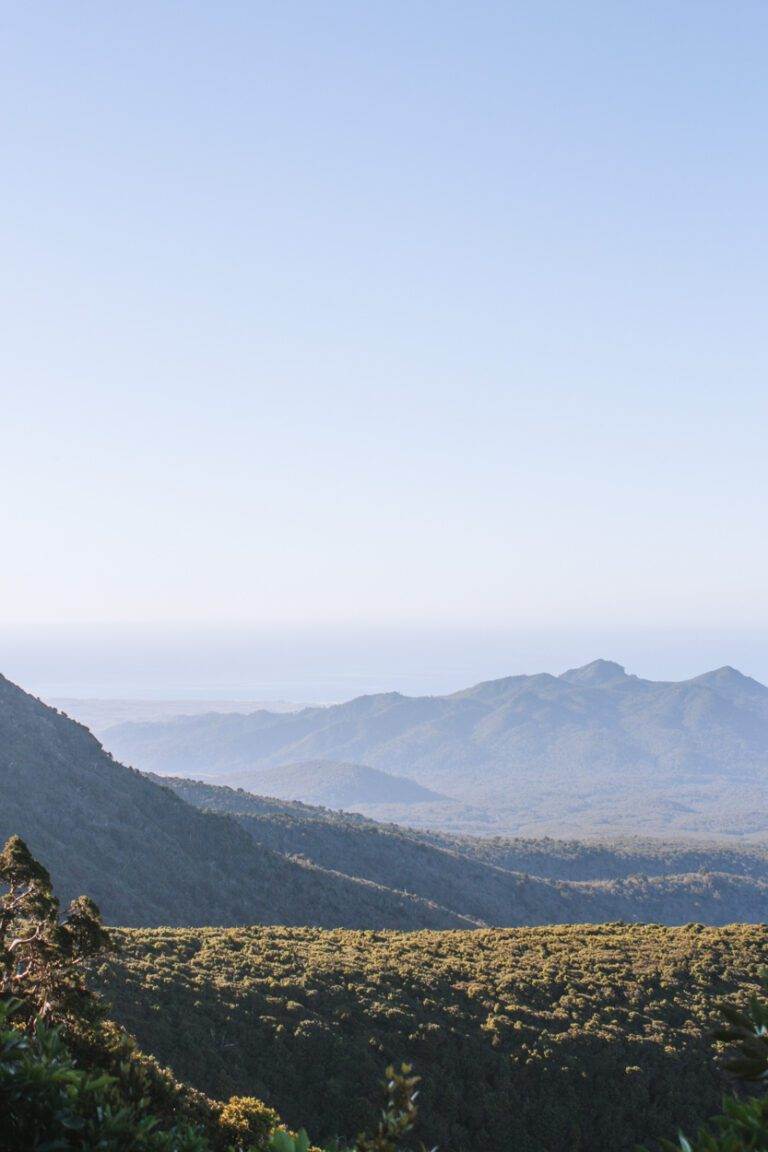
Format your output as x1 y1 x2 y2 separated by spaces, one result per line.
4 669 767 930
9 831 768 1152
163 774 768 878
427 831 768 880
1 832 433 1152
103 922 768 1152
158 774 768 925
103 660 768 838
0 673 473 929
203 758 448 809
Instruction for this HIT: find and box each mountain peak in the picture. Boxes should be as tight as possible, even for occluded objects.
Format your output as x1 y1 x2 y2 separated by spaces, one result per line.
559 660 628 686
701 665 749 681
692 666 766 693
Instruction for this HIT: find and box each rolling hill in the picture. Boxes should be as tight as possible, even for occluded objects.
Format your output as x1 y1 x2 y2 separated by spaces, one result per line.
155 774 768 925
103 660 768 838
205 758 448 809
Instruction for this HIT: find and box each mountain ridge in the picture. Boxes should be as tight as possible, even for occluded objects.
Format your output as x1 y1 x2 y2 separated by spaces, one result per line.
4 669 768 928
153 772 768 926
104 661 768 838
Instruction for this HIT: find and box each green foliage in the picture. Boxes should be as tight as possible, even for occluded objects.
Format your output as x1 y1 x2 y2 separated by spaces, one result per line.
353 1065 420 1152
219 1097 282 1150
0 999 209 1151
264 1065 420 1152
105 922 768 1151
0 837 426 1152
713 978 768 1083
269 1131 311 1152
0 1000 422 1152
0 833 224 1148
655 972 768 1152
0 832 112 1029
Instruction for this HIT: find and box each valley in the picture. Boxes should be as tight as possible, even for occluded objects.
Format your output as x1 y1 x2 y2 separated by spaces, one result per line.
3 671 767 930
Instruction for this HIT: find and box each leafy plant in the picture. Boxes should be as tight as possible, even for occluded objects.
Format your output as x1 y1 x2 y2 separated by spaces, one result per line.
266 1065 422 1152
0 999 209 1152
657 970 768 1152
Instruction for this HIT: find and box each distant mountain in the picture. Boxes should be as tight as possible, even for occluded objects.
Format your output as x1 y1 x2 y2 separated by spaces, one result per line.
105 660 768 838
0 673 473 930
50 697 308 735
156 774 768 926
208 759 447 808
4 666 767 930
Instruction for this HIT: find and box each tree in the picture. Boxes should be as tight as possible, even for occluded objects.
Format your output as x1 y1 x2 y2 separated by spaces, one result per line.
0 834 112 1029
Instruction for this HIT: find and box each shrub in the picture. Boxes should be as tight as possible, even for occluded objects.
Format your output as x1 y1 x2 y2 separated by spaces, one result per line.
219 1096 282 1149
658 972 768 1152
0 999 209 1152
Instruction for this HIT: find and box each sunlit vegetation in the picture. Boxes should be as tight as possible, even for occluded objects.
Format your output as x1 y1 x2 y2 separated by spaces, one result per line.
0 834 423 1152
104 922 768 1151
4 830 768 1152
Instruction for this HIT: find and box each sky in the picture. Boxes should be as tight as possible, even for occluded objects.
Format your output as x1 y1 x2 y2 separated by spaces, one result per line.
1 3 767 693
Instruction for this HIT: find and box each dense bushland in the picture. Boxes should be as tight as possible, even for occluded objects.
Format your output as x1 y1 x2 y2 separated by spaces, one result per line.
104 922 768 1151
4 831 768 1152
0 834 422 1152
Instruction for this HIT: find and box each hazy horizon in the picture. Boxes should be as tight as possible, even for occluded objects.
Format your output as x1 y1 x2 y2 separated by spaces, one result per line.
3 622 768 704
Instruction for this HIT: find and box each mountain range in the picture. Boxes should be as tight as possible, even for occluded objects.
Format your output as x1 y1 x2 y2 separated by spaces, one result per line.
48 696 307 734
102 660 768 838
3 669 768 926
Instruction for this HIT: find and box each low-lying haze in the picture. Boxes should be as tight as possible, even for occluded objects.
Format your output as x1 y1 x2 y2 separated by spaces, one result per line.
4 623 768 702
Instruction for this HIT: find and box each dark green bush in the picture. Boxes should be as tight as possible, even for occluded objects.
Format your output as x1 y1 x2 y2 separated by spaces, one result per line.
0 999 209 1152
658 974 768 1152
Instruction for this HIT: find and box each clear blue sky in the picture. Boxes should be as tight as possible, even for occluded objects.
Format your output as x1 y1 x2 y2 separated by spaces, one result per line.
2 1 767 637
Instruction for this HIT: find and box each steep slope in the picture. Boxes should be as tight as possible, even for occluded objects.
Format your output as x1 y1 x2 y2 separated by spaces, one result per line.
151 774 768 879
0 673 473 929
8 662 762 931
155 776 768 925
104 661 768 838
